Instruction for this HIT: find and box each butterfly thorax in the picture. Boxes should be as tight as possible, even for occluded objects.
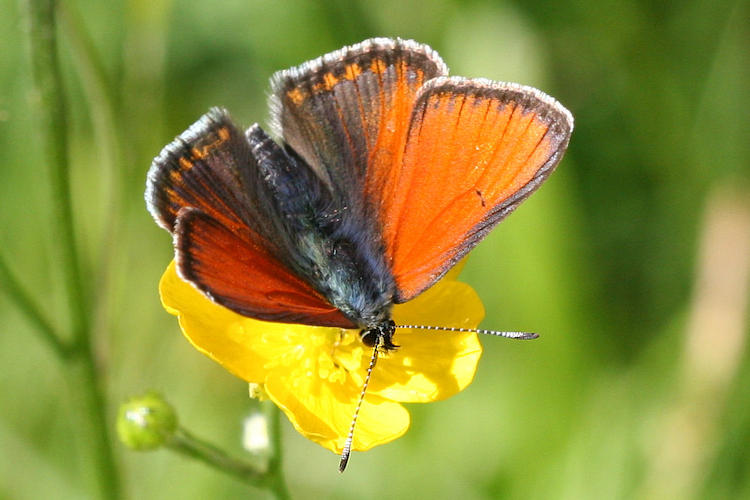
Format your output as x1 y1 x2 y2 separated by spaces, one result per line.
283 218 398 350
259 145 397 332
299 224 398 350
290 213 396 331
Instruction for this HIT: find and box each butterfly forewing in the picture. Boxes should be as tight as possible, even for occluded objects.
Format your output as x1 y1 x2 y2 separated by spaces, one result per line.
269 38 448 213
146 108 254 233
382 77 573 301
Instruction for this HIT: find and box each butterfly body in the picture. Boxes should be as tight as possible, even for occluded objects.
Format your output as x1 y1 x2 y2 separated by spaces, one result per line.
146 38 572 352
249 126 397 327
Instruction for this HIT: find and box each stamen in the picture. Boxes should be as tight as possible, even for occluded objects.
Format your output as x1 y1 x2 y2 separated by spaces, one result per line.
396 324 538 340
338 338 380 473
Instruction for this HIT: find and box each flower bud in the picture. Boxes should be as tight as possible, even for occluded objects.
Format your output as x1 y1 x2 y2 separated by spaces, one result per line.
117 392 177 451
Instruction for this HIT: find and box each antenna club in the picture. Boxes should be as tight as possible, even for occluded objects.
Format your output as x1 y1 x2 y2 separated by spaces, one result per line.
338 444 352 473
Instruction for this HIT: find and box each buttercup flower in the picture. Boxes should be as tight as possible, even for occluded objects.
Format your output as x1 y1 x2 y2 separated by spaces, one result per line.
160 260 484 453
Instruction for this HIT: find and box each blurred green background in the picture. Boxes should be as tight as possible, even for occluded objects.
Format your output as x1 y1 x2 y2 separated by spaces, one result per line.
1 0 748 498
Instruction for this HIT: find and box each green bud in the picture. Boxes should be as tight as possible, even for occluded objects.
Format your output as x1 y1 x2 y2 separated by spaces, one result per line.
117 391 177 451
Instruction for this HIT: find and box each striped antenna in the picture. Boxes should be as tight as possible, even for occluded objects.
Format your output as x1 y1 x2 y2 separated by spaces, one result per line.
396 324 539 340
338 339 381 473
338 323 534 471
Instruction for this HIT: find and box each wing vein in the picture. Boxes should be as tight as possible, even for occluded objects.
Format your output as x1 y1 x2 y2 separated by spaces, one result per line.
395 93 469 262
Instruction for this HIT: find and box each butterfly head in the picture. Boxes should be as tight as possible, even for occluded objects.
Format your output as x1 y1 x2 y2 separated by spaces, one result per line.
359 319 397 351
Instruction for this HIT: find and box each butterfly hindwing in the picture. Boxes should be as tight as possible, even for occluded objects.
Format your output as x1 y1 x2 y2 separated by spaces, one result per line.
382 77 574 301
174 207 354 327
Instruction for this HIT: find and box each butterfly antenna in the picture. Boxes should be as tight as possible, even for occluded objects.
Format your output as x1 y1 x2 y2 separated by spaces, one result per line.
339 339 381 473
396 324 539 340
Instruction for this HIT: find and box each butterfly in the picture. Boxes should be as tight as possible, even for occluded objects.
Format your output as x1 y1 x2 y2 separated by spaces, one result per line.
146 37 572 469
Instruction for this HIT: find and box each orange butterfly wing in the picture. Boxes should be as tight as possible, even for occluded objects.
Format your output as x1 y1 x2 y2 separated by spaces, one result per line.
146 109 253 233
175 208 355 327
270 38 448 211
381 77 574 301
147 109 355 328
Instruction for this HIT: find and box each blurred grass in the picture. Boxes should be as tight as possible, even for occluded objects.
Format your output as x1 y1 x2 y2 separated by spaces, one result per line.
1 0 748 498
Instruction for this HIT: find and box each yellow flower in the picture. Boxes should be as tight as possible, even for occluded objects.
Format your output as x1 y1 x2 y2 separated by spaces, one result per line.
159 260 484 453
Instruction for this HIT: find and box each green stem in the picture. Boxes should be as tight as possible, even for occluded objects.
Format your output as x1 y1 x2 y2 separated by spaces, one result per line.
57 0 127 304
262 401 292 500
0 252 70 358
24 0 121 498
165 404 290 499
66 350 122 499
168 428 266 481
26 0 87 346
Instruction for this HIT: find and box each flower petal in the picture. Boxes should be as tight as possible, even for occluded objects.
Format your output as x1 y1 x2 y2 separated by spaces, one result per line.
368 279 484 402
264 371 409 453
159 259 485 453
160 261 279 383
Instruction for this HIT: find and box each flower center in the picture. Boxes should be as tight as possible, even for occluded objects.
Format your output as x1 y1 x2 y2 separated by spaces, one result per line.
256 326 370 386
314 329 366 385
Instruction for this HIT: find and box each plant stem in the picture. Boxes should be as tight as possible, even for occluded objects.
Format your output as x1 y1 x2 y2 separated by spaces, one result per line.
24 0 121 498
0 253 70 358
168 427 266 481
263 401 292 500
26 0 87 345
58 0 127 322
66 350 122 499
165 403 291 499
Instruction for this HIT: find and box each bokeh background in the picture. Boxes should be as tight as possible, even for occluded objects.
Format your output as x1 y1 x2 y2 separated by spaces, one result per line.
1 0 748 498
